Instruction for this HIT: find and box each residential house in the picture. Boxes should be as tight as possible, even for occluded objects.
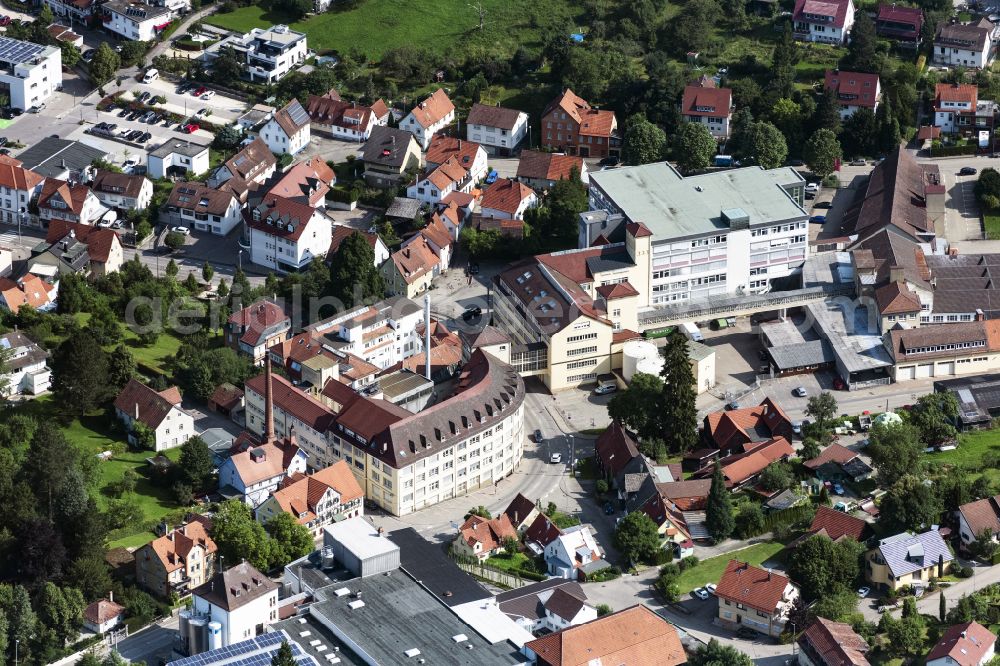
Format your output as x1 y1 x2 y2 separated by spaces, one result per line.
425 135 489 184
792 0 855 44
480 178 537 220
825 69 881 119
202 24 307 84
259 99 310 156
237 105 275 133
934 83 982 134
44 0 97 23
504 493 541 533
27 231 92 278
328 226 389 268
0 36 61 112
113 378 193 451
208 382 244 419
362 126 422 188
716 560 799 637
958 495 1000 551
466 102 529 155
876 3 923 43
0 274 57 313
382 235 439 297
452 513 519 561
306 90 389 141
703 397 794 456
791 505 872 547
543 524 606 580
522 512 564 556
246 195 332 273
45 220 124 275
37 178 105 225
0 247 8 277
927 622 996 666
262 156 335 208
406 155 473 206
797 617 872 666
681 76 734 139
148 141 210 180
47 23 83 48
865 530 954 592
541 89 618 159
516 150 588 190
593 420 641 487
190 562 279 648
83 597 126 635
217 440 308 508
91 170 153 212
692 438 795 489
101 0 172 41
164 182 241 236
225 300 291 365
135 521 217 598
496 579 597 634
17 137 107 182
0 156 44 227
0 330 50 396
521 605 686 666
207 138 277 200
255 461 364 537
803 443 874 482
935 18 996 69
403 213 452 275
399 88 456 150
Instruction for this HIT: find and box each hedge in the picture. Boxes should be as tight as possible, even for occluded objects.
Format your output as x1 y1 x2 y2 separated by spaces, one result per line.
930 144 978 157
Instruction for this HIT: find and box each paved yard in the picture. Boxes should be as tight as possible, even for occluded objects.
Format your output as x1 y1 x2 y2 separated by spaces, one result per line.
945 170 984 241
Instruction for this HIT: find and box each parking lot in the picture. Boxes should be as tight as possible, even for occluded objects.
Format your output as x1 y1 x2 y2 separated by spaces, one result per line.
946 169 983 241
131 76 247 124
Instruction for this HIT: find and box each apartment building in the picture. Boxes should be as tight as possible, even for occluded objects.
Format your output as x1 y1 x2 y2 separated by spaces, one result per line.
113 378 193 451
102 0 171 41
203 24 307 83
466 103 529 155
716 560 799 638
934 18 996 69
135 520 217 598
91 170 153 212
304 296 426 371
306 90 389 142
541 89 618 159
887 320 1000 382
0 156 44 227
164 182 241 236
0 37 62 112
244 371 336 469
44 0 97 23
585 163 808 304
0 330 49 396
190 563 279 648
246 195 332 273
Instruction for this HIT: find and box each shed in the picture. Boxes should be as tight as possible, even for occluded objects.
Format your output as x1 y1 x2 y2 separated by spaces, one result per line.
323 517 400 577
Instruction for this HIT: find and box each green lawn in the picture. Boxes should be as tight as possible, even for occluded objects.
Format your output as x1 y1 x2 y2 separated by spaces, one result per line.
985 209 1000 240
206 0 583 59
487 551 545 574
123 329 183 375
676 541 787 594
925 429 1000 467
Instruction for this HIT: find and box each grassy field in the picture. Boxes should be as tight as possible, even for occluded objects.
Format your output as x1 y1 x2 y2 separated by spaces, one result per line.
206 0 582 59
984 209 1000 240
926 429 1000 467
676 541 786 594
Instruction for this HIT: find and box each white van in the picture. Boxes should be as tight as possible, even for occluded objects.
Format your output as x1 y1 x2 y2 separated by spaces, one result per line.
142 68 159 84
680 322 704 343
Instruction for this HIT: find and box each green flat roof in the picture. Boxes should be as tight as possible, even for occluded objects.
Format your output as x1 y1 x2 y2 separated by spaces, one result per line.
590 163 807 240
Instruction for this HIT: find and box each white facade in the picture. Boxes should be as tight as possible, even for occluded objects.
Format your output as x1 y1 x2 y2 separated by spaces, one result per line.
259 117 310 156
0 38 62 111
935 99 974 133
148 144 210 179
307 298 426 371
180 196 241 236
400 108 455 150
794 0 855 44
935 35 994 68
685 113 731 139
481 190 538 221
102 1 171 41
217 447 309 508
544 526 603 579
92 177 153 211
39 187 105 225
235 25 307 84
191 588 278 648
467 113 529 152
0 333 50 396
247 206 331 273
117 403 194 451
244 383 332 469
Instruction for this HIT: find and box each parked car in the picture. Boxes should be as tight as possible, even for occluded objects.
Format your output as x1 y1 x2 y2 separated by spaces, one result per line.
0 16 12 27
787 159 805 167
692 588 710 601
599 155 620 167
462 305 482 322
814 201 832 209
485 169 498 184
170 226 191 235
833 377 846 390
182 123 200 134
849 159 867 166
549 453 562 464
793 386 808 397
0 137 7 147
805 182 820 193
736 627 758 640
792 421 803 436
960 166 978 176
603 501 615 515
82 48 95 62
833 483 845 495
809 215 827 224
705 583 717 595
858 587 870 598
196 107 210 116
534 429 543 442
193 86 207 96
200 90 216 100
139 132 152 143
725 401 740 411
594 384 617 395
122 159 138 173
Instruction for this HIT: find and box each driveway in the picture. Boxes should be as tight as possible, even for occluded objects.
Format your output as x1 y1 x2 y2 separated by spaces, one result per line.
945 170 983 241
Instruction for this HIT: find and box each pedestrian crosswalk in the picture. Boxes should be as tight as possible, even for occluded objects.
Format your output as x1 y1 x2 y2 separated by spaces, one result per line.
0 231 18 246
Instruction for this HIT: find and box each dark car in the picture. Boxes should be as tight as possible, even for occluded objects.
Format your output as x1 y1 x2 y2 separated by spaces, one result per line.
814 201 832 209
599 155 620 167
118 108 130 118
139 132 152 142
960 166 978 175
787 159 805 166
809 215 827 224
468 262 480 275
736 627 758 640
462 306 482 322
603 502 615 515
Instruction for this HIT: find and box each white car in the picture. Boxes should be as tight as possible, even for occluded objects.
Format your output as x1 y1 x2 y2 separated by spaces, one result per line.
692 587 710 600
549 453 562 464
793 386 808 397
170 226 191 235
705 583 717 596
857 586 870 598
805 182 820 193
200 90 216 100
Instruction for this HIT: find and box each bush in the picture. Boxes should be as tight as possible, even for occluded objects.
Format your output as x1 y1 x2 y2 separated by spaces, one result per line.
930 143 978 157
957 566 974 578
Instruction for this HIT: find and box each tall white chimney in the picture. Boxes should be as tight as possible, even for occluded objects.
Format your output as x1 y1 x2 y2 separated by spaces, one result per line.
424 293 431 381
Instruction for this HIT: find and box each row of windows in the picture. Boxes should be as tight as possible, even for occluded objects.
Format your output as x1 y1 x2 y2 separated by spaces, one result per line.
566 332 598 343
750 222 808 237
566 358 598 370
567 345 599 357
921 314 974 323
958 357 989 364
567 372 597 383
904 340 986 355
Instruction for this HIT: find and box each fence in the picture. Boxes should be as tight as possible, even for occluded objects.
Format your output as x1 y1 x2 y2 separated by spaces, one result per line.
453 559 534 588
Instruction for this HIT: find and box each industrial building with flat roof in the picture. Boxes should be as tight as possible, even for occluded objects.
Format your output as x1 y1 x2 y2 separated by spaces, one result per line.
584 163 810 304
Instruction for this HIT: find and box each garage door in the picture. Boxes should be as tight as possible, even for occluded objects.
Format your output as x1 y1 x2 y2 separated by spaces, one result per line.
897 365 916 381
916 363 934 378
937 361 955 376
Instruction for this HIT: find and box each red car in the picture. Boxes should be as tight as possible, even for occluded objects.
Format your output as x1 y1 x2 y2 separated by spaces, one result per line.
832 377 846 390
192 86 207 96
183 123 199 134
0 16 11 26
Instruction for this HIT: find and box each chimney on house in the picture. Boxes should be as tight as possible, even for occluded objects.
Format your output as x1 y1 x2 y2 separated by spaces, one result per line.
264 355 275 444
109 590 113 604
889 265 904 283
135 403 140 420
977 309 985 321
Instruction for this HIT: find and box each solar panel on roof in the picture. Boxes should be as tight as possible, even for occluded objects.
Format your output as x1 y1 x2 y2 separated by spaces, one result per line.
0 37 45 64
286 100 309 127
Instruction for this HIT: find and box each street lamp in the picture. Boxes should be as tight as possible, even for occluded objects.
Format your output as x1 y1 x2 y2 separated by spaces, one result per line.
238 249 243 271
569 434 575 477
17 208 25 244
15 639 18 666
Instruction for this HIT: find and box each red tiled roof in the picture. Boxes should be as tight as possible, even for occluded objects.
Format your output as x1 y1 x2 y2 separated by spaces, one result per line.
625 221 653 238
141 520 216 573
248 196 319 242
935 82 978 107
271 460 363 524
926 622 995 666
803 443 858 470
798 617 872 666
46 219 120 263
808 505 870 542
794 0 852 28
271 98 309 137
244 371 336 432
39 177 92 215
704 397 794 453
542 89 617 138
875 281 922 314
466 103 525 130
389 236 438 284
266 156 334 206
113 378 183 429
504 493 538 528
0 160 42 192
716 560 792 614
682 79 733 117
958 495 1000 540
425 135 483 171
228 300 289 348
459 513 519 552
406 88 454 129
328 226 381 262
516 150 586 182
84 599 126 625
481 178 535 215
595 281 639 300
825 70 881 109
595 421 640 479
524 513 563 548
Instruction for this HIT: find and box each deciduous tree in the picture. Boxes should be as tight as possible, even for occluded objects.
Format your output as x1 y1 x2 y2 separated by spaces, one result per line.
88 44 120 86
867 421 923 487
622 115 667 165
614 511 661 564
673 123 717 173
804 129 842 178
